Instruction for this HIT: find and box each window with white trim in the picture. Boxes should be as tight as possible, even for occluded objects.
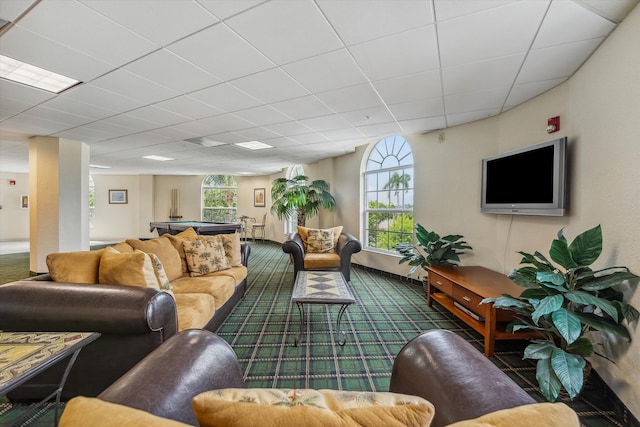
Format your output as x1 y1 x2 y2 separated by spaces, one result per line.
202 175 237 222
363 136 414 251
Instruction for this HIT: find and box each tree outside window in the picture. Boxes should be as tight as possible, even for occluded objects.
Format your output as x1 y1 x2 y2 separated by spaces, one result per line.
202 175 237 222
364 136 414 251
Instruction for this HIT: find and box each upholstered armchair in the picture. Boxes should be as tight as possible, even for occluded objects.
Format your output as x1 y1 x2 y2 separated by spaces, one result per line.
282 226 362 283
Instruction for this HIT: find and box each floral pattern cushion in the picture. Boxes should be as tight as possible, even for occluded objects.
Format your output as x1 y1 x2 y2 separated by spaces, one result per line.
192 388 435 427
150 253 172 291
306 229 335 253
183 238 230 277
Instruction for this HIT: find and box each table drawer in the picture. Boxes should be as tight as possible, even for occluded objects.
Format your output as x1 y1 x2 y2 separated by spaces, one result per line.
452 284 484 316
429 273 454 295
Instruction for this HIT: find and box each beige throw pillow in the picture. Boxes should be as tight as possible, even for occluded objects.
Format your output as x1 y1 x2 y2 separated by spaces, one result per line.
183 239 230 277
46 249 104 283
307 229 335 253
192 388 435 427
298 226 342 252
98 247 159 289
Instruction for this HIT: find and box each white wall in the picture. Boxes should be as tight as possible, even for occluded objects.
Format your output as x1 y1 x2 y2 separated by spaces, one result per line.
0 172 29 240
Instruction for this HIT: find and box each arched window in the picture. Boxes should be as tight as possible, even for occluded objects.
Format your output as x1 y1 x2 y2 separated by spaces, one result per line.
284 164 305 234
363 136 414 252
89 175 95 228
202 175 237 222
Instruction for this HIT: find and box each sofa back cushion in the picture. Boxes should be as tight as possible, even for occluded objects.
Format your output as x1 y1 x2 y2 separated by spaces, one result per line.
46 249 104 283
98 247 159 289
127 237 183 281
165 227 198 275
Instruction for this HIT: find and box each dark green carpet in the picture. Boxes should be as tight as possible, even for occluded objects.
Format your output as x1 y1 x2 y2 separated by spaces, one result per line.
1 241 637 426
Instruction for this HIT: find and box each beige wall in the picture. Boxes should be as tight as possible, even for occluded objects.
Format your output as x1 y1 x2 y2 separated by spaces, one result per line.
0 172 29 240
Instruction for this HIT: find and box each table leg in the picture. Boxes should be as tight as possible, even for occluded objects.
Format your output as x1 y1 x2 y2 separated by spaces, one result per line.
336 304 350 346
294 302 305 347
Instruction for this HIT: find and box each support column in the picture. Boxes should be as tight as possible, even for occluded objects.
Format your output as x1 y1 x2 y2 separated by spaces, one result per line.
29 137 90 273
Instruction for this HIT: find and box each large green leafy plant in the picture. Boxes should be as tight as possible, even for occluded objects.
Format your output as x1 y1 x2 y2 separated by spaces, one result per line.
395 223 472 279
486 225 639 402
270 175 336 227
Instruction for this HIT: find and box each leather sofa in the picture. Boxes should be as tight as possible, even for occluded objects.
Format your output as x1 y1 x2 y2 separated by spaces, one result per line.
60 329 578 427
282 229 362 282
0 241 250 401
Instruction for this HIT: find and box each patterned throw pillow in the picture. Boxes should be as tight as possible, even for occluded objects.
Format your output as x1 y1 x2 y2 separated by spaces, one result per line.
306 229 335 253
149 253 172 291
183 238 230 277
192 388 435 427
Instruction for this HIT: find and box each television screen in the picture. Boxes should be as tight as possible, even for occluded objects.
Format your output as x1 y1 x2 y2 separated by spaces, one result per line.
481 137 567 216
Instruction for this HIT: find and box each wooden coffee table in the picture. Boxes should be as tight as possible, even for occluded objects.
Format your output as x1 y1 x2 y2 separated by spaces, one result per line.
291 271 355 346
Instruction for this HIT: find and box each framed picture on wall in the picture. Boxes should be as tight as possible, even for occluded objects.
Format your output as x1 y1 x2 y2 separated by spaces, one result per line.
254 188 265 207
109 189 128 204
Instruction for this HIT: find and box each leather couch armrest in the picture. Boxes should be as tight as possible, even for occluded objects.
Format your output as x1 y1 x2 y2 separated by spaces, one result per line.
282 232 305 274
336 232 362 282
99 329 245 426
240 242 251 268
0 280 177 337
389 329 535 427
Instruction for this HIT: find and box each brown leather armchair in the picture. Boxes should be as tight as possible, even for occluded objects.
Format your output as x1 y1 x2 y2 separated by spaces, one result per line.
282 231 362 282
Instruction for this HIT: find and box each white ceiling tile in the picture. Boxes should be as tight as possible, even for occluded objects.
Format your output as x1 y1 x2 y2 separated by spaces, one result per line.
437 1 548 67
40 96 116 121
517 38 604 83
230 68 309 104
317 0 434 46
388 98 444 121
0 79 56 107
17 0 158 67
167 24 273 81
197 0 265 21
0 114 70 135
263 121 315 137
46 84 144 114
233 126 281 141
282 49 368 93
505 78 567 108
124 49 221 93
446 109 502 127
445 87 510 114
442 54 525 95
576 0 640 22
299 114 352 132
349 25 439 81
434 0 518 21
271 96 334 120
321 127 366 141
124 105 191 128
0 26 112 81
21 105 93 128
0 0 37 21
155 96 223 120
91 69 179 104
356 122 404 138
340 107 395 127
232 105 291 126
290 133 330 144
198 114 256 134
188 83 263 112
315 84 383 113
373 70 442 104
399 116 447 133
533 0 616 49
100 114 163 134
81 0 219 46
225 0 342 64
205 132 248 144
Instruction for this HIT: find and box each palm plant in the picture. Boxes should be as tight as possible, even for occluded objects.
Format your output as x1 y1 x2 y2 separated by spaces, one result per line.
395 223 472 279
485 225 639 402
270 175 336 227
383 172 411 207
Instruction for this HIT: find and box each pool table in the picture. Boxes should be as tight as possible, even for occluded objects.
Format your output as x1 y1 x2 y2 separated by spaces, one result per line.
150 221 241 236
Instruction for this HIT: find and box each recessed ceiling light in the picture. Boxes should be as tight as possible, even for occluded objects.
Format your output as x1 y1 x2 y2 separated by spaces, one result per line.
183 137 227 147
237 171 256 175
234 141 273 150
90 164 111 169
143 155 174 162
0 54 81 93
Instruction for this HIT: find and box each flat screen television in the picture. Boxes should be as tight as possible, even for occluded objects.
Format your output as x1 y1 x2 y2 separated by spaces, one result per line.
481 137 567 216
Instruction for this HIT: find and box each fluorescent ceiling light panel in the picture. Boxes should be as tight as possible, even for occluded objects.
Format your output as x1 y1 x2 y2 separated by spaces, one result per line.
143 155 175 161
183 137 227 147
234 141 273 150
90 164 111 169
0 55 80 93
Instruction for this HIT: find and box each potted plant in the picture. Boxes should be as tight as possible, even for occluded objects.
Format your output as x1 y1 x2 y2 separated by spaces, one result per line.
394 223 472 283
270 175 336 227
484 225 639 402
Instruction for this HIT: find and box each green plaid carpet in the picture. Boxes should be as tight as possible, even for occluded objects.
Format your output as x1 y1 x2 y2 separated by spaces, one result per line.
0 241 637 426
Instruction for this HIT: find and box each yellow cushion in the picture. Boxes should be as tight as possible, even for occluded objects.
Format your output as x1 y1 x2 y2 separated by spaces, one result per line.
98 247 159 289
46 249 104 283
173 293 216 330
207 265 248 286
183 238 230 277
165 227 198 275
298 226 342 251
445 403 579 427
307 229 335 253
304 252 341 269
59 396 190 427
171 275 236 309
127 237 183 281
111 241 133 253
192 388 434 427
200 233 242 267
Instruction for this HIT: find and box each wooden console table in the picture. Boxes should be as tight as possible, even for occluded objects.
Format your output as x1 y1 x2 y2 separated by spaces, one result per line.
426 266 535 357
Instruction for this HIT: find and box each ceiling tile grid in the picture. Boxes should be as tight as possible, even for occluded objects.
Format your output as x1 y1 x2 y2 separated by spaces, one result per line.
0 0 637 175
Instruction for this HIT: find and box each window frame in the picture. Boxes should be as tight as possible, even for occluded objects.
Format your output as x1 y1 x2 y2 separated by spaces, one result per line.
201 175 238 223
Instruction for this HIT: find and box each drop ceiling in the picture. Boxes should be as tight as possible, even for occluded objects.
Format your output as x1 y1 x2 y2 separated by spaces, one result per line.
0 0 637 175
